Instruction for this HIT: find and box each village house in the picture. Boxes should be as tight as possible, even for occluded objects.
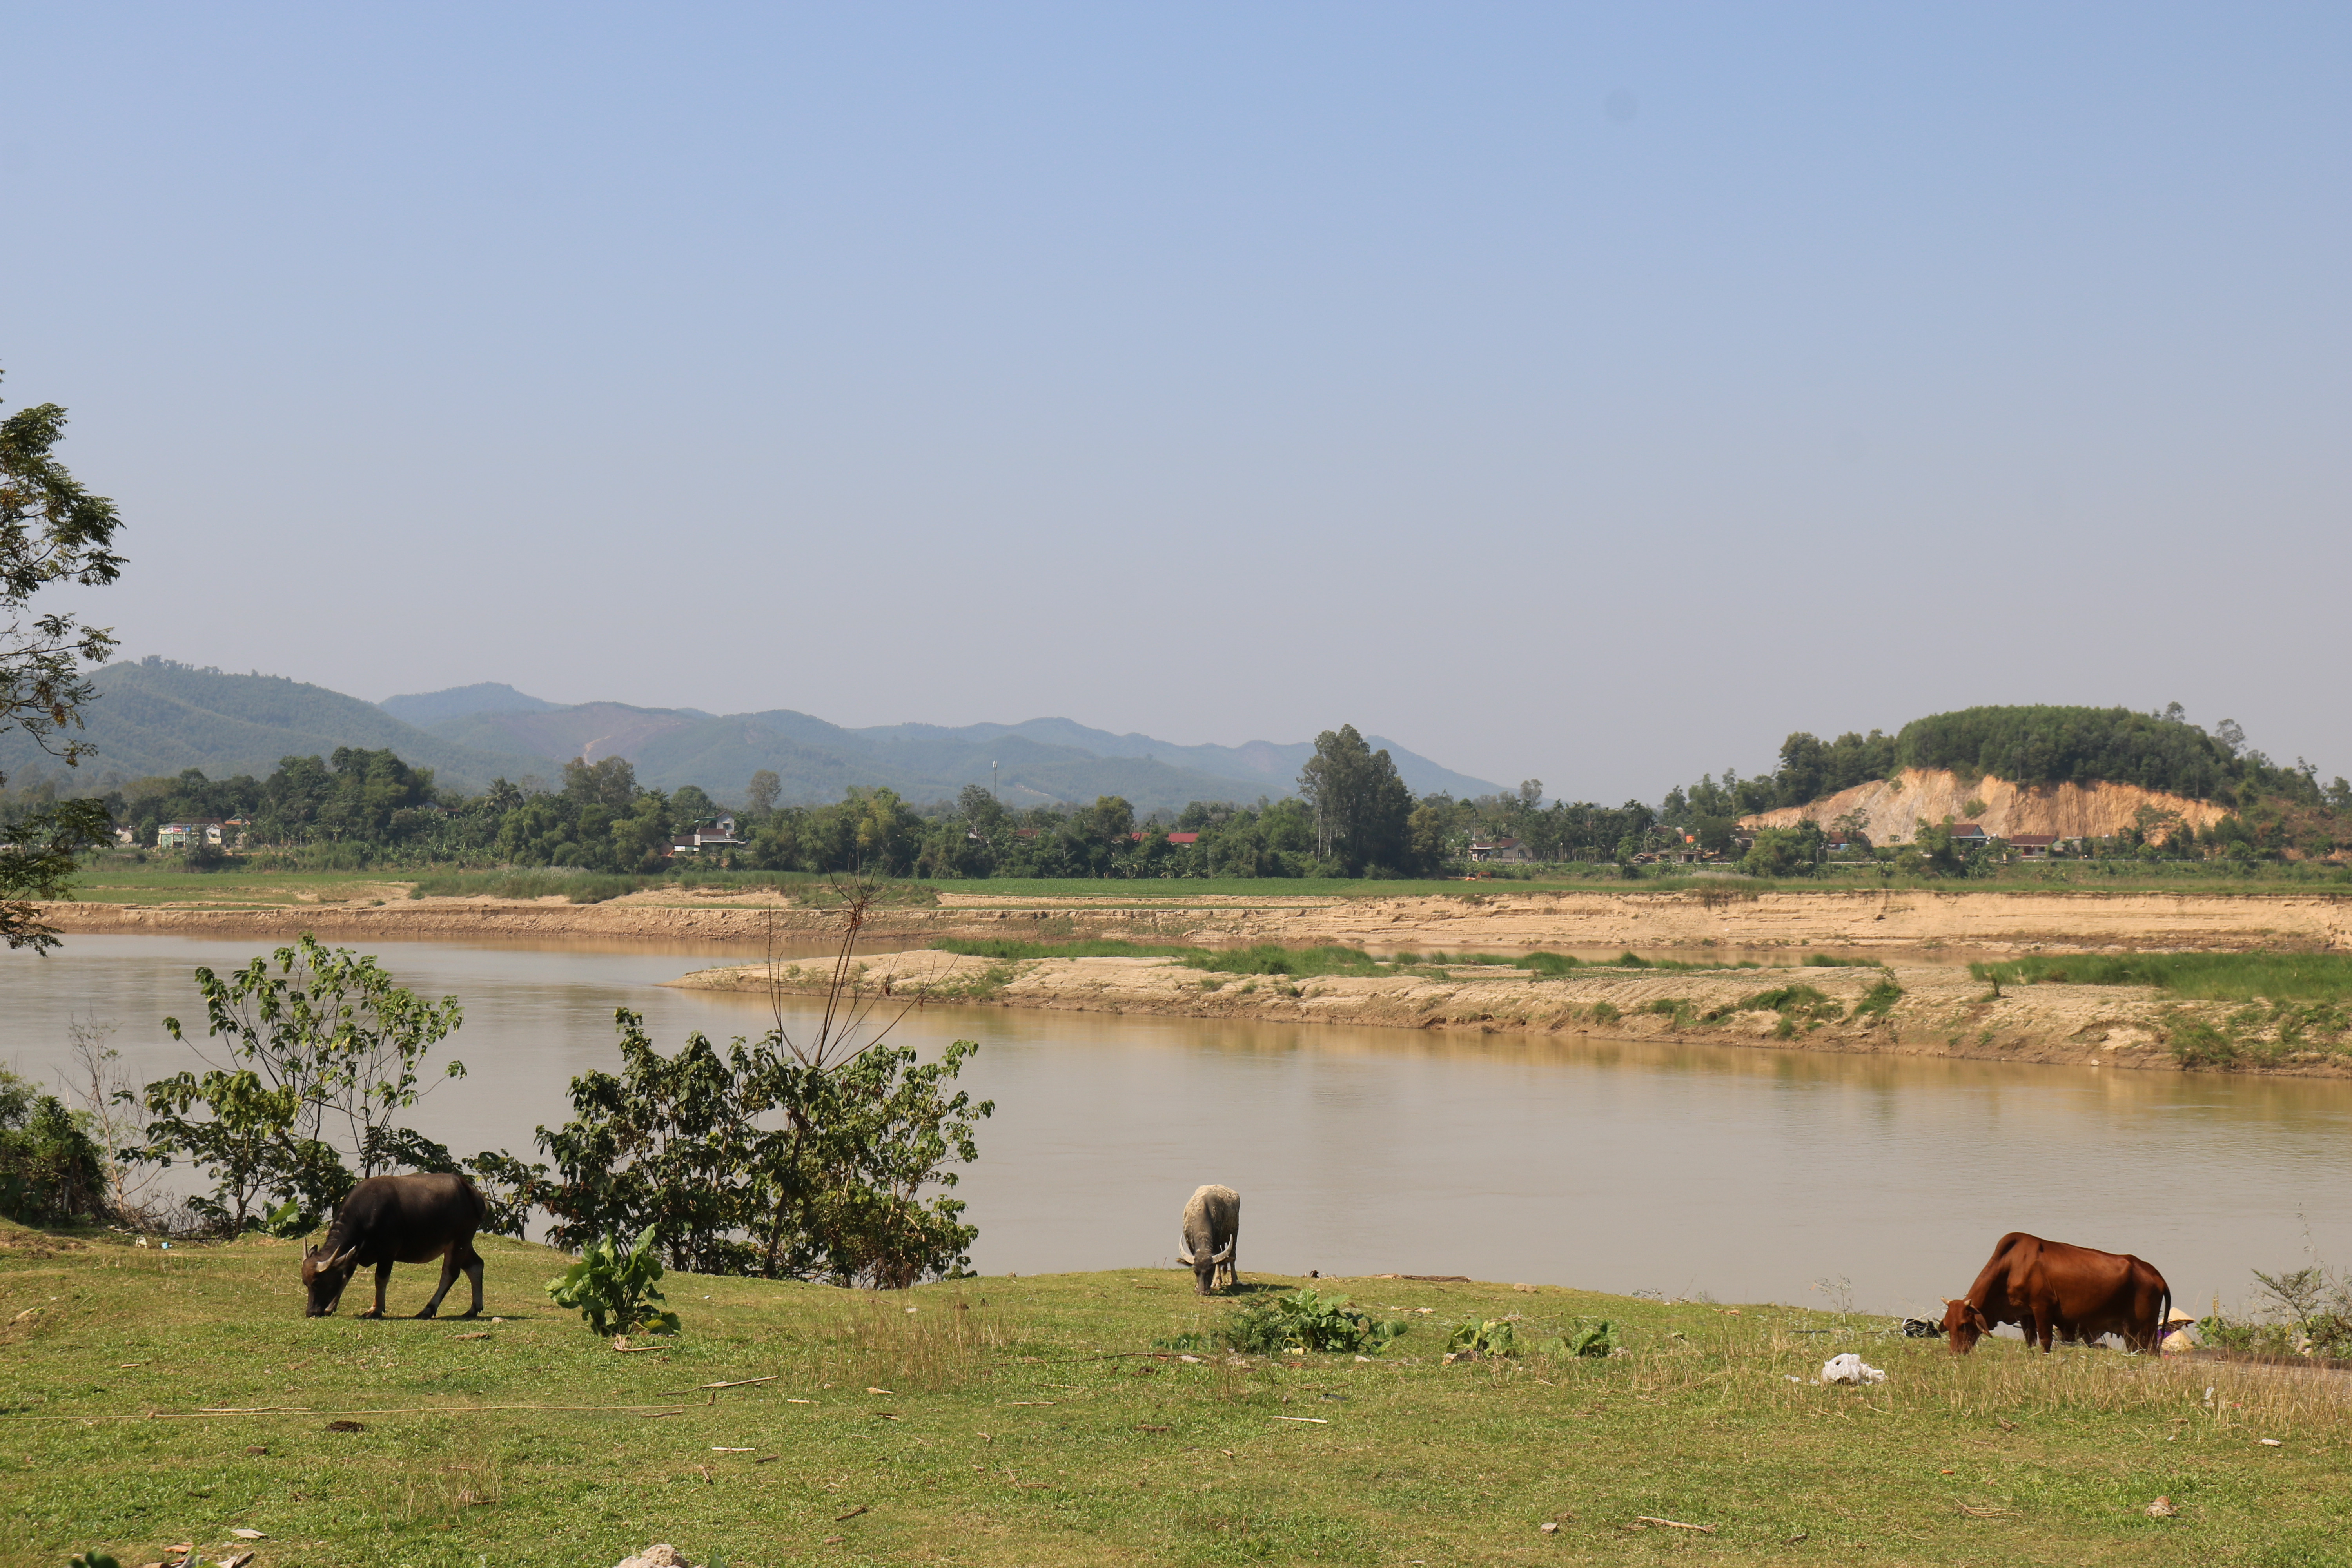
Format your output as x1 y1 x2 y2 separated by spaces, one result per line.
1467 837 1537 865
666 815 745 855
158 820 231 851
1947 822 1991 850
2005 832 2060 858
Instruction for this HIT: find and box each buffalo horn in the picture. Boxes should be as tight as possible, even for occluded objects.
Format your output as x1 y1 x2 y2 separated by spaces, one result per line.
328 1245 360 1269
1211 1239 1234 1263
1176 1251 1194 1266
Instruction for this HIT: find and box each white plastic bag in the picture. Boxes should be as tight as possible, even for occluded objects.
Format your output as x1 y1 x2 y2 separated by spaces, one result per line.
1820 1352 1887 1385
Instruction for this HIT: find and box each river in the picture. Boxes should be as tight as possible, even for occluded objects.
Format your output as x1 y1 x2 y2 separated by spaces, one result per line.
6 933 2348 1318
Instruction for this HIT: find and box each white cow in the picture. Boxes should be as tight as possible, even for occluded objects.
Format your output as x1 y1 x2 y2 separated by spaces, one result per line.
1177 1184 1240 1294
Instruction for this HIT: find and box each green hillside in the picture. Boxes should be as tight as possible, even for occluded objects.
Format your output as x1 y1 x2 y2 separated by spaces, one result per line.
0 660 552 794
1673 704 2342 822
425 706 1363 812
5 662 1502 815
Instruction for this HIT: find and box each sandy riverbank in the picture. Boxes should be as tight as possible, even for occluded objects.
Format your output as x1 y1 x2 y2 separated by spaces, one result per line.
664 947 2351 1078
35 885 2352 953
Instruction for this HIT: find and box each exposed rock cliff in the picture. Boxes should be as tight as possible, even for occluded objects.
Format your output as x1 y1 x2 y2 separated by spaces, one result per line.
1738 768 2228 844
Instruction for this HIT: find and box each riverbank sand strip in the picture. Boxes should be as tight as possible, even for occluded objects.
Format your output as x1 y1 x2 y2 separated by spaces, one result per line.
663 949 2350 1078
37 887 2352 951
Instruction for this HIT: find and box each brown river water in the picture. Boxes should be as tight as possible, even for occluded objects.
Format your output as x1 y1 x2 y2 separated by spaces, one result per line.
7 934 2349 1319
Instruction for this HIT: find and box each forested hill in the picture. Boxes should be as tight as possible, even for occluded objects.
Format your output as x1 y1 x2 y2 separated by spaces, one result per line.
0 660 550 795
1 661 1502 814
1671 704 2343 822
415 697 1498 812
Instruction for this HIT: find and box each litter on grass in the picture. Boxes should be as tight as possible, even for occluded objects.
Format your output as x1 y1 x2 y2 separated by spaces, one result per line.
1820 1353 1887 1385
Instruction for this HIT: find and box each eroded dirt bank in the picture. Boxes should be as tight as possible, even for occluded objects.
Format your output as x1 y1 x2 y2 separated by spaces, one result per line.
38 885 2352 953
668 949 2351 1078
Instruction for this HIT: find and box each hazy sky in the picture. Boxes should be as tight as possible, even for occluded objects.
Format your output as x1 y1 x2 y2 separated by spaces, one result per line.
8 5 2347 802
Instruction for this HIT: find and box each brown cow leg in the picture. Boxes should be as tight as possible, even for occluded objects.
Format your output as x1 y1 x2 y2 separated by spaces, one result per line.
359 1259 393 1319
2031 1309 2054 1352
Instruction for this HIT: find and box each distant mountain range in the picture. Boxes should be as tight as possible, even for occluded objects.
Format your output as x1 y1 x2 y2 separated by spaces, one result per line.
5 661 1503 811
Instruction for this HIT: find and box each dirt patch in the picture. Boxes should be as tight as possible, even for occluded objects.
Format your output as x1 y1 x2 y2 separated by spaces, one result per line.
668 950 2352 1078
1739 768 2230 844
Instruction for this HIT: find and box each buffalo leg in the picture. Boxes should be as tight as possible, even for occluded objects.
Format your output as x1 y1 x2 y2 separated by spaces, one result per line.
458 1240 485 1318
359 1259 393 1319
419 1243 462 1318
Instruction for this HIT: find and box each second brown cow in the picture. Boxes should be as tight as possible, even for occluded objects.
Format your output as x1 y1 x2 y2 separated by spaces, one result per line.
1942 1232 2169 1354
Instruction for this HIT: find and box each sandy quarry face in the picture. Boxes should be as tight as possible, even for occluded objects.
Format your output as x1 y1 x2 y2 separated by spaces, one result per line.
1739 769 2229 845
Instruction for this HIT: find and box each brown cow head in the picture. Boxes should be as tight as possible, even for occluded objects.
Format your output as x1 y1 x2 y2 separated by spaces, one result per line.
302 1243 361 1317
1940 1297 1991 1354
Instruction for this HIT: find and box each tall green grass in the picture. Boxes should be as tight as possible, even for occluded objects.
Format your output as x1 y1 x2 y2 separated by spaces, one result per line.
1969 951 2352 1002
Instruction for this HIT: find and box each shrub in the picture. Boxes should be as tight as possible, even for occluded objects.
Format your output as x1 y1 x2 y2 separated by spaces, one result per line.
1446 1318 1518 1359
0 1069 105 1226
1558 1318 1620 1358
546 1224 680 1338
1227 1288 1407 1355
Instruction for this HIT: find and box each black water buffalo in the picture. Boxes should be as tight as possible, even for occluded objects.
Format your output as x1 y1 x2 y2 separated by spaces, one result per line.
1942 1232 2170 1354
1177 1184 1240 1294
303 1173 488 1319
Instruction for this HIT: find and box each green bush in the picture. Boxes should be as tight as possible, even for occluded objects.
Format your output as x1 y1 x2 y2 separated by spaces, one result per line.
546 1224 681 1338
1226 1288 1407 1355
0 1069 105 1226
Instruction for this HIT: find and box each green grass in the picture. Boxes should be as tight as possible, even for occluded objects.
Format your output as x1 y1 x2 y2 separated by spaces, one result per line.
931 938 1388 978
7 1225 2347 1566
60 866 410 907
1969 951 2352 1002
929 940 1778 981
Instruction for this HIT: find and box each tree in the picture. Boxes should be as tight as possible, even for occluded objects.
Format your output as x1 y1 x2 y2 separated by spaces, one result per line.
0 1066 107 1225
563 755 638 810
1298 725 1414 873
745 769 782 817
138 936 467 1230
1900 818 1966 877
1740 823 1822 878
533 884 993 1285
1 370 126 952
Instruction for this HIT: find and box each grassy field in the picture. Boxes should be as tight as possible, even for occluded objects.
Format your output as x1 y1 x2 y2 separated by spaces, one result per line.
1971 952 2352 1003
5 1225 2347 1567
60 867 411 908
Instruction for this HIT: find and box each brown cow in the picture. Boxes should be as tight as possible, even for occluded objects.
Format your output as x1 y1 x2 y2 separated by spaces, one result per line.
1942 1232 2169 1354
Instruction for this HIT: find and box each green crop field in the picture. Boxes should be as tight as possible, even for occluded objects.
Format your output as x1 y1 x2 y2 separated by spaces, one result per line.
5 1225 2343 1567
59 868 410 908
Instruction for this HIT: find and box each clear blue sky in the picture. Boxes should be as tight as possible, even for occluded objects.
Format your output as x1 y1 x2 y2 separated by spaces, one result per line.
7 5 2347 801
